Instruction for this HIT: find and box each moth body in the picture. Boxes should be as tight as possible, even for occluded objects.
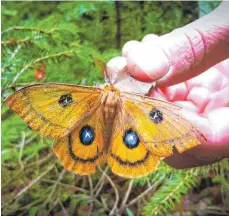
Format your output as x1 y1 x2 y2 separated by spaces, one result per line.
101 85 121 150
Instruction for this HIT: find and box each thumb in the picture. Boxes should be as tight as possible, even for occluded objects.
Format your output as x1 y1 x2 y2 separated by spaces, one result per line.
124 1 229 87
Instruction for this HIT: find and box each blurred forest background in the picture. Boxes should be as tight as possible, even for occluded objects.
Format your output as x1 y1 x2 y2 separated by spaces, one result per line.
1 1 229 216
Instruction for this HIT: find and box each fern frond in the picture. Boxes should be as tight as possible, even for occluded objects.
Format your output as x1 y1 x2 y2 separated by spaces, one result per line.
143 169 197 216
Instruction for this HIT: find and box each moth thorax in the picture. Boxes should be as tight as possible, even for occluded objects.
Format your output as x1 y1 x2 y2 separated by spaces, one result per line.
102 91 119 150
103 91 119 121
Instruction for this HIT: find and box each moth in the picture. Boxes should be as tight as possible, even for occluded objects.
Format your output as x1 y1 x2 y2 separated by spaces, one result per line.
5 68 207 178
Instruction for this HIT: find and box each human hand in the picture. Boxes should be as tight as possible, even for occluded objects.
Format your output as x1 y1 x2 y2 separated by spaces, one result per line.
106 2 229 168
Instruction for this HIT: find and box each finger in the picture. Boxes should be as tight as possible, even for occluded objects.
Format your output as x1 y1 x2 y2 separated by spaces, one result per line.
106 56 127 82
164 144 228 169
106 56 155 95
122 35 159 57
126 44 169 82
165 107 229 169
122 40 141 57
160 83 188 102
141 34 159 42
121 36 169 82
125 2 229 86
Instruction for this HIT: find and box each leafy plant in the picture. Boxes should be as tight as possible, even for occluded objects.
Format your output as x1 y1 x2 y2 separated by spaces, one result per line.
2 2 227 216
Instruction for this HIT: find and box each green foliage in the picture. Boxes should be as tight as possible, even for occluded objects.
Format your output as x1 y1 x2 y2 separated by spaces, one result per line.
143 169 197 216
1 1 227 216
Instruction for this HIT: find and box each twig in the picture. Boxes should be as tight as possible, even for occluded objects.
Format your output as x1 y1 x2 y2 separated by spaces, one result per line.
47 198 60 216
1 35 43 46
13 164 55 201
2 152 54 189
95 179 104 198
137 199 141 216
120 180 133 211
1 26 58 35
98 167 119 216
43 169 66 207
94 166 108 193
127 183 156 207
94 166 109 197
101 196 110 212
1 44 21 74
10 50 78 85
2 164 55 210
59 199 68 216
88 176 94 216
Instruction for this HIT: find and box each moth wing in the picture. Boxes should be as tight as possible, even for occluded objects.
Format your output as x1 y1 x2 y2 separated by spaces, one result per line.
121 92 207 157
53 108 105 175
5 83 102 138
108 110 161 178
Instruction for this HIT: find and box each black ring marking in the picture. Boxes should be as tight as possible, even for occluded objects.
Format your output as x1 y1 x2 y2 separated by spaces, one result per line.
110 151 150 167
149 109 163 123
123 129 140 149
58 94 74 108
68 135 102 163
79 125 95 145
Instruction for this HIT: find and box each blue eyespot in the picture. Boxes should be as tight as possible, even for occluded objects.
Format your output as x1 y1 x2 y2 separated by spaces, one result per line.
79 125 95 145
123 129 139 149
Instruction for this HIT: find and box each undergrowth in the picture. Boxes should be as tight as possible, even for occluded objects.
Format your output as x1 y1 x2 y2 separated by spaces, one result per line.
2 2 227 216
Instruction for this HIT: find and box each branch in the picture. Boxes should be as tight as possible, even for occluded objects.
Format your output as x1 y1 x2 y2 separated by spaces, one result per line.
2 164 55 210
2 152 54 189
94 166 109 197
1 35 43 46
88 176 94 216
1 44 21 74
43 169 66 207
1 26 59 35
98 166 119 216
9 50 79 85
120 180 133 211
14 164 55 200
59 199 68 216
127 182 157 207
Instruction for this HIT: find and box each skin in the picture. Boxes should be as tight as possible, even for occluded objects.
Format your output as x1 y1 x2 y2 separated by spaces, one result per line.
107 1 229 168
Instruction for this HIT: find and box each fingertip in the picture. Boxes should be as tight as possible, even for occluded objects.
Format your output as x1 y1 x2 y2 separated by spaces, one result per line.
162 83 188 102
127 45 169 82
142 34 159 42
106 56 127 80
122 40 141 57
